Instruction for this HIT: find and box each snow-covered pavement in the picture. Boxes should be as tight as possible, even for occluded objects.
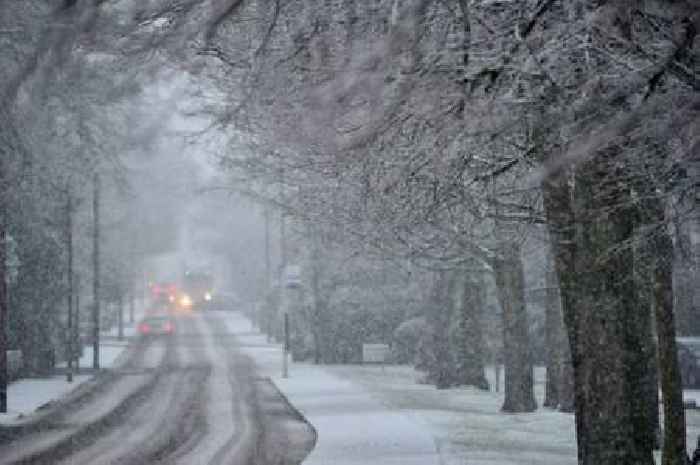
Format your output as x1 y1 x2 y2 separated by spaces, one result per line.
0 311 142 425
226 308 700 464
223 311 579 465
224 313 441 465
273 367 440 465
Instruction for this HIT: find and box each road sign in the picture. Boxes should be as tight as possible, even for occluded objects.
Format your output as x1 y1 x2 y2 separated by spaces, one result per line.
362 343 390 364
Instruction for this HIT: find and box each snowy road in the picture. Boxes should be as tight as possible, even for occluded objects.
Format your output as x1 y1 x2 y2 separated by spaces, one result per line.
0 313 316 465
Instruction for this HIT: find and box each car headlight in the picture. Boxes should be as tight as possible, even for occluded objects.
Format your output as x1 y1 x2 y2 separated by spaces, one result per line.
180 295 192 307
204 292 212 301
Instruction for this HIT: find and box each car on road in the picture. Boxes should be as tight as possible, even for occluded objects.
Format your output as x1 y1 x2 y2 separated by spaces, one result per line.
677 337 700 388
138 315 176 337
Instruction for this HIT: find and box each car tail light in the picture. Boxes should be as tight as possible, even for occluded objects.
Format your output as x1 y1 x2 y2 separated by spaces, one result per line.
164 321 174 333
138 323 151 334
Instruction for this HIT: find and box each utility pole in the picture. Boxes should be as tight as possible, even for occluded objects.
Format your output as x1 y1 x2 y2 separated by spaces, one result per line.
280 212 287 275
279 167 289 377
283 312 289 379
262 205 271 333
129 288 135 324
74 273 80 372
66 192 74 382
264 206 271 291
92 173 100 370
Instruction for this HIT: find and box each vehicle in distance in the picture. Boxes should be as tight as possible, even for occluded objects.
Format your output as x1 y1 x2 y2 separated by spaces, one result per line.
138 315 176 336
182 270 214 309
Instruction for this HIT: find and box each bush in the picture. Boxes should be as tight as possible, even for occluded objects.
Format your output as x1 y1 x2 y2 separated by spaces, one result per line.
391 317 431 365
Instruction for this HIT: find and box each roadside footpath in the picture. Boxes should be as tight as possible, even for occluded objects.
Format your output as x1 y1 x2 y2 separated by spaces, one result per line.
222 312 441 465
221 312 579 465
0 307 144 425
224 309 700 465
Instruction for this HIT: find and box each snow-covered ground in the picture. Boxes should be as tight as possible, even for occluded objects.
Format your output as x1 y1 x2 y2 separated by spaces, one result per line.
0 344 127 425
222 312 574 465
0 306 145 425
222 311 700 465
225 315 441 464
0 375 93 424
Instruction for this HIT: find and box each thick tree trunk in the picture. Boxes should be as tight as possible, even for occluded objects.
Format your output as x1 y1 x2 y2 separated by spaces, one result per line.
626 248 661 457
544 229 575 413
431 270 453 389
653 229 688 465
543 163 655 465
634 235 662 450
493 243 536 412
558 347 575 413
308 226 330 364
455 270 489 390
542 169 581 416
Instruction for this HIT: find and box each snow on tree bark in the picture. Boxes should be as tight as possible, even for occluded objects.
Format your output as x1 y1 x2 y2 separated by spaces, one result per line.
454 270 489 390
493 242 536 413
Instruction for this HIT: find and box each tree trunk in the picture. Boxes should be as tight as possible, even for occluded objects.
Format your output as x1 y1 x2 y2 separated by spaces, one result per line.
431 270 453 389
493 242 536 412
455 270 489 389
543 257 577 413
653 228 688 465
0 222 7 413
558 346 575 413
309 226 328 364
543 256 562 408
66 192 74 382
634 233 662 450
543 162 656 465
626 243 661 456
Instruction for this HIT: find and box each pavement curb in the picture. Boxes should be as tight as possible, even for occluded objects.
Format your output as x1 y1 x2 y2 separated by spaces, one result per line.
259 376 318 465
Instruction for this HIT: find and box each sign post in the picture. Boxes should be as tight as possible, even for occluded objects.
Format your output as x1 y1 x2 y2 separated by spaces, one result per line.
362 343 390 372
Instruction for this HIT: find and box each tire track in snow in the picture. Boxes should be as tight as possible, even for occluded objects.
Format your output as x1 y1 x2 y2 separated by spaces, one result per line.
170 313 257 465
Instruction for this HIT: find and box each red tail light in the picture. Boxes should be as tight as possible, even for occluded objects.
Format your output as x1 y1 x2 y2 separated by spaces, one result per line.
164 321 174 333
138 323 151 334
